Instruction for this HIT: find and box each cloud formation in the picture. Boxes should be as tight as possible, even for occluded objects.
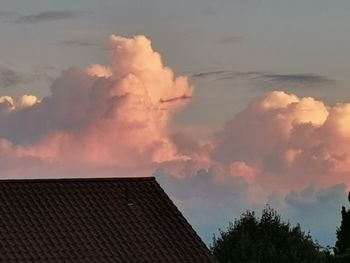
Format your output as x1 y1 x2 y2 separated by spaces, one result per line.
15 11 81 23
0 36 347 196
191 70 334 87
191 70 229 78
56 39 97 48
0 34 348 246
161 90 350 245
0 66 25 88
259 73 334 86
0 35 192 177
213 91 350 191
0 10 19 20
0 10 82 23
156 168 347 246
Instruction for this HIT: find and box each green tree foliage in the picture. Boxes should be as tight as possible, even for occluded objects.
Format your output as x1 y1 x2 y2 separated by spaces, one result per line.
211 206 326 263
333 192 350 262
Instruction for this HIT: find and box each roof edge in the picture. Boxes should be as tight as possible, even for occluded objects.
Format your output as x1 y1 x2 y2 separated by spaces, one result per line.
0 177 156 183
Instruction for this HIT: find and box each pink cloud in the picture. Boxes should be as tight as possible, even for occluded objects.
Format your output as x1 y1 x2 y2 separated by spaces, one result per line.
212 91 350 193
0 35 193 177
0 34 348 247
0 35 349 198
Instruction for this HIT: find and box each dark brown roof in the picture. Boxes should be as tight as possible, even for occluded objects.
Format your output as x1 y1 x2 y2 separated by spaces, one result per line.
0 177 217 262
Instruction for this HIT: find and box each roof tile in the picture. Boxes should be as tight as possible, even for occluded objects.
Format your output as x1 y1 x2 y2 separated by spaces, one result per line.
0 177 217 262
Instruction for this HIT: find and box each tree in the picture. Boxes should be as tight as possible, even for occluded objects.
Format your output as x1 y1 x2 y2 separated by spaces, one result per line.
334 192 350 262
211 206 326 263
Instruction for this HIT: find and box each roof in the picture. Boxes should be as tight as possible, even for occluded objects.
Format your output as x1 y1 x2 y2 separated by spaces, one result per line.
0 177 217 262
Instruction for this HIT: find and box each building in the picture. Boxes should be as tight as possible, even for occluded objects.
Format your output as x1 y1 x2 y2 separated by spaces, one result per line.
0 177 217 262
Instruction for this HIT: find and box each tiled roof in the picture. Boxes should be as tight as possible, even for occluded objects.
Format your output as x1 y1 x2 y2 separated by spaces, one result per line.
0 177 217 262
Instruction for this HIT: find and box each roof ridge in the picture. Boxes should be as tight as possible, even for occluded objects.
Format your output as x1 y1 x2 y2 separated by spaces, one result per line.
0 177 156 183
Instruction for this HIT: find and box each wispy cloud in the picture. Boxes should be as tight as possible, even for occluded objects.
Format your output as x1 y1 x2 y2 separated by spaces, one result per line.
259 73 334 85
0 9 83 23
0 10 19 20
55 39 97 48
191 69 334 87
191 70 260 81
0 66 24 89
191 70 229 78
15 11 80 23
0 65 54 89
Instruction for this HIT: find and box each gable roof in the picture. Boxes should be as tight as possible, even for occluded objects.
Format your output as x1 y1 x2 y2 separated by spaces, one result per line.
0 177 217 262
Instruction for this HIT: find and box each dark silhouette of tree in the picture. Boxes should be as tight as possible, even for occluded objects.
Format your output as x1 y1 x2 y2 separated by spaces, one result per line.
334 191 350 262
211 206 326 263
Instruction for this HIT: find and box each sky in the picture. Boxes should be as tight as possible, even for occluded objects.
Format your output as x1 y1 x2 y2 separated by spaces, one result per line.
1 0 350 247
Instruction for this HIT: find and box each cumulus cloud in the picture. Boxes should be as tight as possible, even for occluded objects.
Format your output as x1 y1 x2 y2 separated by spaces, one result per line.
212 91 350 191
87 64 112 78
0 34 349 247
16 95 40 109
165 90 350 245
0 35 193 176
161 90 350 246
0 96 15 115
0 95 39 115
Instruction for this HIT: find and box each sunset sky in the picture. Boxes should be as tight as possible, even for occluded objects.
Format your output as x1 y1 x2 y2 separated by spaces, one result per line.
1 0 350 246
